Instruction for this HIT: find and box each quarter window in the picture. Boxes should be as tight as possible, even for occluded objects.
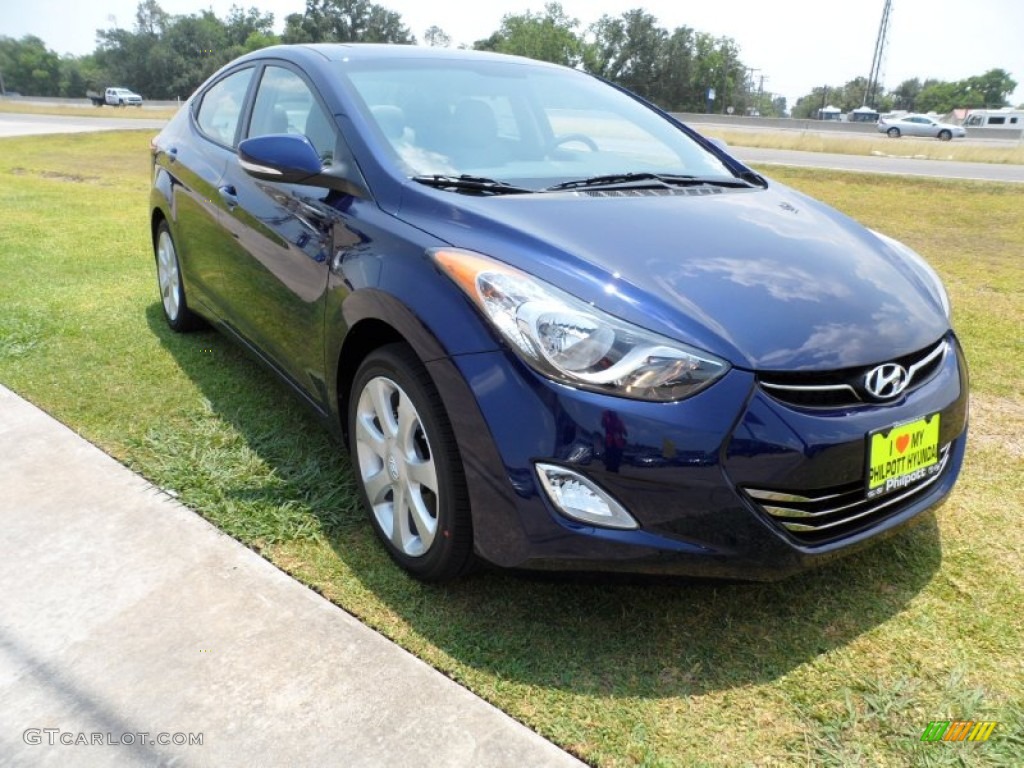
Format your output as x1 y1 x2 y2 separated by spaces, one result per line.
196 68 254 147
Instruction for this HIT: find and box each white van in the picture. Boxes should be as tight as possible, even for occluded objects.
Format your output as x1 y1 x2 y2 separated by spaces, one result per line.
963 109 1023 129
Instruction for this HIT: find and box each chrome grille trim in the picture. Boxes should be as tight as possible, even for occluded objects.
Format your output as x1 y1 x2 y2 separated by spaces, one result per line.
757 339 949 409
905 339 947 381
743 444 950 538
745 488 845 504
760 382 860 398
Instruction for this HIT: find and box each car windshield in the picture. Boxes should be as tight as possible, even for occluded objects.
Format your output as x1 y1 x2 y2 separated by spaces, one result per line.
340 57 734 189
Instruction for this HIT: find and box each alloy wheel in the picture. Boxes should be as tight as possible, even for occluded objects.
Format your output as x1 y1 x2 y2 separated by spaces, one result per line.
354 375 440 558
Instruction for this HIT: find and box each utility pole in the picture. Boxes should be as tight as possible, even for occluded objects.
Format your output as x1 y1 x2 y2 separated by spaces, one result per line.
864 0 894 108
746 67 759 101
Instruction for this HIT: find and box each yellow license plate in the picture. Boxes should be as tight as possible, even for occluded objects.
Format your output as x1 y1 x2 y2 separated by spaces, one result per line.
867 414 941 499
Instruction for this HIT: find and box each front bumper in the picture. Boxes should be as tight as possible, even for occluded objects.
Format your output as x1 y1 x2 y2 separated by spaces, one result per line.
427 334 968 580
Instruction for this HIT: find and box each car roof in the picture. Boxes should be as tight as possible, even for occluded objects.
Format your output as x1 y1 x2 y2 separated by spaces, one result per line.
247 42 560 69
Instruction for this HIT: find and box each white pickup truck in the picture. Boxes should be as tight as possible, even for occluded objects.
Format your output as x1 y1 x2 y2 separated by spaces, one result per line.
87 87 144 107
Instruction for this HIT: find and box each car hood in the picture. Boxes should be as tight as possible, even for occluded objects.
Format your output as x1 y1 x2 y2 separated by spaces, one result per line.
397 183 950 371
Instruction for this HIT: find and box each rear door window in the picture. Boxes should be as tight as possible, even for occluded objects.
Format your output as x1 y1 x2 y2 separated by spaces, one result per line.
196 68 254 147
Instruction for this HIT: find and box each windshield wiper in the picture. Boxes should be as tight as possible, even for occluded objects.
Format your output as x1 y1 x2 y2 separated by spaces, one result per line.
412 174 534 195
544 172 758 192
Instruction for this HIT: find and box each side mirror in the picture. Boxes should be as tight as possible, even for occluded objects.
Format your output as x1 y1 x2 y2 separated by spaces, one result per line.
707 137 729 151
238 134 324 184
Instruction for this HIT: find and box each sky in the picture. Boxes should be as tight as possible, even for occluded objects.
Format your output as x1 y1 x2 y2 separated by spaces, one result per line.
4 0 1023 108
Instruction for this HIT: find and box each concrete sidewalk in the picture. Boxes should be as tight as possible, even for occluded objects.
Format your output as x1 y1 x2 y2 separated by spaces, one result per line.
0 386 583 767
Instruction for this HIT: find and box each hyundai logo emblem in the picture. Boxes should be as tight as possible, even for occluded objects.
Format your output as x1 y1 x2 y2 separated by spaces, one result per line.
864 363 910 400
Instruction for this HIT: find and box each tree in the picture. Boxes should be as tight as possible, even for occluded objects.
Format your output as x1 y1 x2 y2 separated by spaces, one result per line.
134 0 169 36
474 3 582 67
423 25 450 48
569 8 756 112
584 9 667 100
655 25 696 111
0 35 62 96
889 78 922 111
687 31 747 114
159 11 231 98
223 5 275 49
282 0 414 45
791 78 893 118
915 80 960 113
903 70 1016 114
960 68 1017 108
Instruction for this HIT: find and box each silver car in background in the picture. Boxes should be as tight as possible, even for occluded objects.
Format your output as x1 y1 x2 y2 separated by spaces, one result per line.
878 114 966 141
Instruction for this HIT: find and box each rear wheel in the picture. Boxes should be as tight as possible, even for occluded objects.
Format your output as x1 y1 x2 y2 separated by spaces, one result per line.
938 129 952 141
348 344 473 581
887 127 901 138
154 221 203 332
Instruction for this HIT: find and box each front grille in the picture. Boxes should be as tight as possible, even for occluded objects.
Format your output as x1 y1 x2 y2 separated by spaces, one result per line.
759 339 948 409
743 445 950 544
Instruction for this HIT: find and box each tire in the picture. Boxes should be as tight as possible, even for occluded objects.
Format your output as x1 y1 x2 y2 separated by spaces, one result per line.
154 221 203 332
938 129 952 141
348 344 473 582
887 127 901 138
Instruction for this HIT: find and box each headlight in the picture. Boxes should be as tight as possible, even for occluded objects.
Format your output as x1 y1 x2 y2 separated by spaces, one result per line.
432 249 729 402
872 230 952 319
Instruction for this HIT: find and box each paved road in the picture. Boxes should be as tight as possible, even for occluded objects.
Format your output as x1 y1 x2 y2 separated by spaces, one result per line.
733 146 1024 184
0 112 166 137
689 118 1024 148
3 111 1022 183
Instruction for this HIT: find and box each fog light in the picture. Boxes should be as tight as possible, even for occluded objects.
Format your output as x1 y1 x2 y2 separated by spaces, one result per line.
535 463 638 530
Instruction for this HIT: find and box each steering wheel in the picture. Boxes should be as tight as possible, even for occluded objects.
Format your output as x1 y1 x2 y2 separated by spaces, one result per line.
550 133 599 152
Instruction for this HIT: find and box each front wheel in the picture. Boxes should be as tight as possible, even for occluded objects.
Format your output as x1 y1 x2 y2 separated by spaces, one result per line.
887 127 901 138
938 129 952 141
348 344 473 581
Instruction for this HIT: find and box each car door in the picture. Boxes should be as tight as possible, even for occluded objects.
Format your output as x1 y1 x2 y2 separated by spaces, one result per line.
213 62 351 406
907 117 930 137
177 66 258 317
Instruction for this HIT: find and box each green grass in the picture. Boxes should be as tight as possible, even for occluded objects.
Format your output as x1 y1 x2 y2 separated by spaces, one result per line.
1 131 1022 766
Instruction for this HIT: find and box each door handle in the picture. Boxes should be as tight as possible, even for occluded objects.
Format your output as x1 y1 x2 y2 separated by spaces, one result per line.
218 185 238 209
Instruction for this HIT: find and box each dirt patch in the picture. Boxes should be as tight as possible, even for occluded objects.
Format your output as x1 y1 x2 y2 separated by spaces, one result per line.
10 167 102 184
969 393 1024 460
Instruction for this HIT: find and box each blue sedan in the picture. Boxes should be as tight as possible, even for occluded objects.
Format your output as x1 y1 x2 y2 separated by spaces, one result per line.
150 44 968 581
